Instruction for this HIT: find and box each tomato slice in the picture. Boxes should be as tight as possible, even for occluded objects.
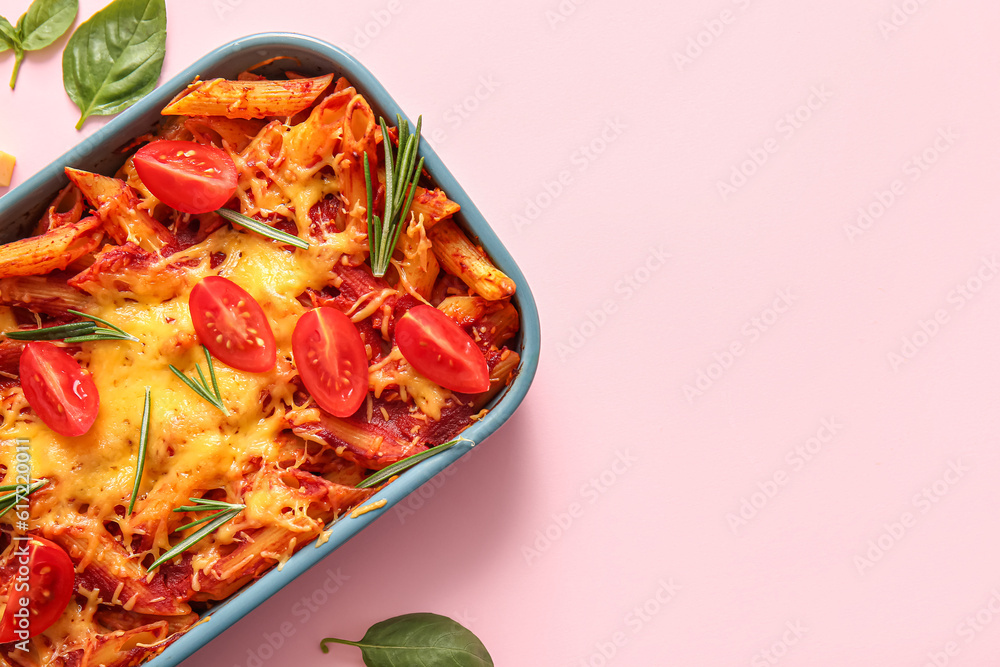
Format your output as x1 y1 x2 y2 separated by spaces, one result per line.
19 342 99 437
395 305 490 394
133 140 238 214
292 308 369 417
0 536 74 643
189 276 276 373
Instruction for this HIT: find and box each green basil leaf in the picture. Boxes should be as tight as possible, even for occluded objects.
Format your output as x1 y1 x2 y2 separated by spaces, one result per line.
0 16 17 52
20 0 77 51
62 0 166 130
320 613 494 667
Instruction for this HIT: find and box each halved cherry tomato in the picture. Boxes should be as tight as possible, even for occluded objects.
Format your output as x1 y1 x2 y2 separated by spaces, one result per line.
189 276 276 373
395 305 490 394
292 308 369 417
19 342 99 437
133 140 238 214
0 536 74 643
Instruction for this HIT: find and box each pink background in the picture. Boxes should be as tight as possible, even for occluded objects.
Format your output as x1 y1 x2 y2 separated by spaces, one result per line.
4 1 1000 665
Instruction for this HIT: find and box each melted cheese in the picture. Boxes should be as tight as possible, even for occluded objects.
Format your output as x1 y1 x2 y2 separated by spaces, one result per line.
0 233 312 553
368 348 452 420
0 225 453 573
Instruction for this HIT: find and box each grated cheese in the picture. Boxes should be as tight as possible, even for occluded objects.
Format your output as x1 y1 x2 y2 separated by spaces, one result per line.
349 499 387 518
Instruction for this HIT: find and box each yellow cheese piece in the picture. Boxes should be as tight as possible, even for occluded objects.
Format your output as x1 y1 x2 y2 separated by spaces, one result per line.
0 151 14 187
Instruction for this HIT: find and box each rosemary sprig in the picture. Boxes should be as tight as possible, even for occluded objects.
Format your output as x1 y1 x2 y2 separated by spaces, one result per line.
5 309 137 343
66 310 139 342
0 478 47 518
147 496 245 571
168 345 228 415
127 387 151 514
364 114 425 277
216 208 310 250
355 438 469 490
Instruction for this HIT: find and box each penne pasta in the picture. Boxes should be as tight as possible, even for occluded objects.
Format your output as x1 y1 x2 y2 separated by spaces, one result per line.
472 350 521 410
408 186 461 227
0 275 89 314
84 623 172 667
0 216 103 278
282 87 353 171
184 116 268 153
393 214 440 301
161 74 334 119
65 168 176 253
35 183 86 234
437 295 492 325
429 218 516 300
289 406 424 470
335 94 379 239
477 302 520 350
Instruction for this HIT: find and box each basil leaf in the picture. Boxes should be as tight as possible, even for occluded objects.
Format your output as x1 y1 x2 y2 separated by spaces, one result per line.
1 0 75 88
320 613 494 667
20 0 77 50
0 16 17 53
62 0 166 130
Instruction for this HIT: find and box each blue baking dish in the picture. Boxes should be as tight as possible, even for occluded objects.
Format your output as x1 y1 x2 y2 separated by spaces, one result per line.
0 33 539 666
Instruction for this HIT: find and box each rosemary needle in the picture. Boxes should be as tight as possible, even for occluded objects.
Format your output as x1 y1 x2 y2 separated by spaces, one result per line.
355 438 469 490
127 387 151 514
0 479 47 518
168 345 228 415
147 497 245 571
216 208 309 249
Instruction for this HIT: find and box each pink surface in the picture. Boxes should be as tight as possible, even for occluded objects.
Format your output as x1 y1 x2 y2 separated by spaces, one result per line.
4 0 1000 665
